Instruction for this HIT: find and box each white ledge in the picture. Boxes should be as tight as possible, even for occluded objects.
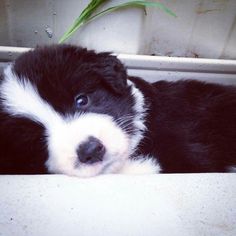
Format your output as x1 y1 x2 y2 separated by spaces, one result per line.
0 174 236 236
1 46 236 74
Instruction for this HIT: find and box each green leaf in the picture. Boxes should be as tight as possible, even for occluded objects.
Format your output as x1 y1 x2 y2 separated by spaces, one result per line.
59 0 176 43
88 1 177 23
59 0 109 43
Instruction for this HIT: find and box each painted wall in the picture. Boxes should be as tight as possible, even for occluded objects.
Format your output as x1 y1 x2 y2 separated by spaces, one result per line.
0 0 236 58
142 0 236 59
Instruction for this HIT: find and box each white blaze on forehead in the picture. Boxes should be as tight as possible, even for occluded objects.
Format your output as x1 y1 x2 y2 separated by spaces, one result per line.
0 66 131 177
1 66 62 126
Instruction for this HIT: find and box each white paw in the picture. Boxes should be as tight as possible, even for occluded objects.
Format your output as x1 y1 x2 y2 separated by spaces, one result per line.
118 156 162 175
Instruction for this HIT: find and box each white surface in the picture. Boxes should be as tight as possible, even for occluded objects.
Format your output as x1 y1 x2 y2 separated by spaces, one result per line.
1 0 236 58
0 174 236 236
119 53 236 84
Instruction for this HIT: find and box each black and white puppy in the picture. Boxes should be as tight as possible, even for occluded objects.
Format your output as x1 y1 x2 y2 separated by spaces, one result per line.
0 45 235 177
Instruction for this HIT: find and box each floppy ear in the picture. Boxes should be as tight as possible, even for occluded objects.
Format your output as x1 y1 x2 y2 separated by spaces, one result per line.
95 54 128 94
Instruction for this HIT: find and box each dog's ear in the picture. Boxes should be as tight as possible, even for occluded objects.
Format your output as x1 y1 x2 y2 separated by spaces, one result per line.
95 54 128 95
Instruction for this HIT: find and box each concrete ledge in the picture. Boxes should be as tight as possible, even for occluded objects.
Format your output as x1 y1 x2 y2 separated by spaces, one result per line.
0 174 236 236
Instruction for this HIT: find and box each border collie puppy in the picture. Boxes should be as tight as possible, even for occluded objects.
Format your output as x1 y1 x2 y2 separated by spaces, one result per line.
0 45 235 177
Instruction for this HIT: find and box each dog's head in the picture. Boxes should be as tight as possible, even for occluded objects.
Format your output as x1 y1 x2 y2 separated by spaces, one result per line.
1 45 146 177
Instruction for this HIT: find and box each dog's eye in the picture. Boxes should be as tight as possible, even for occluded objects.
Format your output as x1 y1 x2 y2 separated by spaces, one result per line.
75 94 89 108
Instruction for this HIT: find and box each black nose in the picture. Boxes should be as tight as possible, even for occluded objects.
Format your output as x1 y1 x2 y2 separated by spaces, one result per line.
76 137 106 164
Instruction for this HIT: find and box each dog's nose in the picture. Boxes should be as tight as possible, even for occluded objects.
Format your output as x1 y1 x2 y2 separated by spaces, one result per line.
76 137 106 164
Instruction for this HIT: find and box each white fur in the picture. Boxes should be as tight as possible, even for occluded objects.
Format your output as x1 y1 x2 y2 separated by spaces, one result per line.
46 114 131 177
127 80 147 153
118 156 162 174
1 66 61 126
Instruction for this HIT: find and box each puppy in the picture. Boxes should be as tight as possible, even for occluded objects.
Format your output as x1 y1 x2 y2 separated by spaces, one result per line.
0 45 235 177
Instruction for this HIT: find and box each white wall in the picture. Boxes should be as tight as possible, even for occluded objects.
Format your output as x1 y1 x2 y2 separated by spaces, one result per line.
0 0 144 54
141 0 236 59
0 0 236 58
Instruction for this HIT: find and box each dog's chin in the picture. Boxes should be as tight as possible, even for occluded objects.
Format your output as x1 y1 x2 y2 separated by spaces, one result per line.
69 159 125 178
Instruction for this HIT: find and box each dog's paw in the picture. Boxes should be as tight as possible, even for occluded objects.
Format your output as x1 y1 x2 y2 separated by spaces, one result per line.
118 156 162 175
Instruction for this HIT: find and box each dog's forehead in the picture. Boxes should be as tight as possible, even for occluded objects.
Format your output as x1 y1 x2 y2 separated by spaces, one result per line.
15 46 102 77
13 46 109 92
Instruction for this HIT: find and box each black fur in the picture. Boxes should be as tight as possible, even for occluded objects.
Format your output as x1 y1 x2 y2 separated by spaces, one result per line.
130 77 236 172
0 44 236 174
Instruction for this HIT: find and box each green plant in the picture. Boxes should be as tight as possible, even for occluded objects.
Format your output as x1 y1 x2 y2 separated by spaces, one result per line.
59 0 176 43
